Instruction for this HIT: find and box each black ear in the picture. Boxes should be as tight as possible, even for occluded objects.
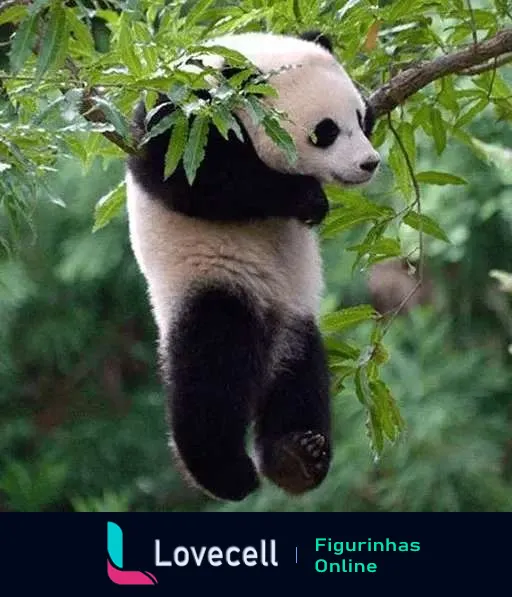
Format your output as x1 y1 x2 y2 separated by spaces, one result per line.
363 98 376 139
299 31 333 53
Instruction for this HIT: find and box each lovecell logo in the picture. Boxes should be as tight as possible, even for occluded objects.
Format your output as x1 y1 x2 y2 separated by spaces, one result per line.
107 522 158 585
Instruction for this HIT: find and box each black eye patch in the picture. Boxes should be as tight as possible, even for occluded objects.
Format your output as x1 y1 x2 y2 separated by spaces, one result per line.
309 118 340 148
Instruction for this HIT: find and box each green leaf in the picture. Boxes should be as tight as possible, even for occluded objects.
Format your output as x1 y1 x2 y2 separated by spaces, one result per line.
388 141 413 201
183 115 210 185
244 84 278 97
93 182 126 232
9 13 38 72
455 98 489 129
398 122 416 168
164 111 189 180
211 104 233 139
224 69 255 89
35 4 68 82
186 0 214 25
211 104 244 142
117 13 142 76
416 171 467 185
67 9 95 56
387 0 422 19
141 112 179 145
321 305 378 333
369 380 405 439
370 119 387 148
321 210 375 238
354 368 368 406
403 211 450 243
437 77 459 114
429 107 447 154
89 98 131 141
348 236 402 264
262 116 297 165
243 95 267 125
367 408 384 454
324 337 360 360
197 45 249 67
0 4 29 26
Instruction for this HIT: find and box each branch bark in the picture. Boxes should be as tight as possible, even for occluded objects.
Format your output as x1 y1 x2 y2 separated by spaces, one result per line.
369 28 512 117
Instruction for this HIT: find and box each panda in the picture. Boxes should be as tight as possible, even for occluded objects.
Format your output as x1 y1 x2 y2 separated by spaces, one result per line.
125 31 380 502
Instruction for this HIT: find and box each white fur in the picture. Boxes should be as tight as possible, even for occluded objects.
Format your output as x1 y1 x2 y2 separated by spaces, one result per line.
127 170 323 333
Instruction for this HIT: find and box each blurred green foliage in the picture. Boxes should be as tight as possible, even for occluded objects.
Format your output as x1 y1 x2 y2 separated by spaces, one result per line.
0 0 511 511
1 116 511 511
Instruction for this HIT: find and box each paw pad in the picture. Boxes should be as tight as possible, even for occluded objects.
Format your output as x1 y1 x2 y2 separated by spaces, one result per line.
261 430 331 494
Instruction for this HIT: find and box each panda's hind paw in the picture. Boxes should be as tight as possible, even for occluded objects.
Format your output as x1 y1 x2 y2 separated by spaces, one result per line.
259 430 330 495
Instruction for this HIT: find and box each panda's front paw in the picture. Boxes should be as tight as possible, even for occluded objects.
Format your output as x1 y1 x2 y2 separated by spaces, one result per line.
258 430 331 494
296 184 329 226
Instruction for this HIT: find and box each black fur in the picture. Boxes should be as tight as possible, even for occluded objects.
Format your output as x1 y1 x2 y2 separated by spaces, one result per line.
255 319 331 493
165 286 331 500
300 30 333 54
127 100 329 226
310 118 340 148
166 285 274 501
363 98 376 138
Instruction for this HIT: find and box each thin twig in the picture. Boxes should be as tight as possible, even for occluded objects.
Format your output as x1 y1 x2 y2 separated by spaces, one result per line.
380 114 424 333
466 0 479 46
461 52 512 75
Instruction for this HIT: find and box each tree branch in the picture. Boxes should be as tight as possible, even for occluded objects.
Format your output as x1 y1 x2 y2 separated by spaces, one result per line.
369 28 512 117
80 92 137 155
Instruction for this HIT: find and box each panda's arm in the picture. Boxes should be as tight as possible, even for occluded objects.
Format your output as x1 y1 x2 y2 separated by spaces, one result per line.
128 107 329 224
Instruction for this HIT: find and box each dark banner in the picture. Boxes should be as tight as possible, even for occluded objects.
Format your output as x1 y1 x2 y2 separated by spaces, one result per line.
2 514 508 591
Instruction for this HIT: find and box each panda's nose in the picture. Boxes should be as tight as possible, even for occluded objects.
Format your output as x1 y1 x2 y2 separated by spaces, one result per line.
359 157 380 173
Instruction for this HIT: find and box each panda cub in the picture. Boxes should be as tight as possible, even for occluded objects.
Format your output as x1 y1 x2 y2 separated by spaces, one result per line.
126 31 380 501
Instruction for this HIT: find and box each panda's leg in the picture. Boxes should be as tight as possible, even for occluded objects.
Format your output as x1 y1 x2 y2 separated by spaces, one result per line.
164 285 271 502
255 318 331 494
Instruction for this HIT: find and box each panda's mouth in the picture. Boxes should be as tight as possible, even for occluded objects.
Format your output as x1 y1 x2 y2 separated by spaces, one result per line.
331 172 373 186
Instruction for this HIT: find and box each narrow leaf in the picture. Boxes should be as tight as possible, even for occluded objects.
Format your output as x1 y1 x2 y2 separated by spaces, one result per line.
0 5 28 26
416 171 467 185
141 112 179 145
93 182 126 232
262 116 297 165
9 13 38 72
186 0 213 24
403 211 450 243
429 107 446 154
36 4 68 82
90 97 131 141
321 305 377 333
183 115 209 185
164 111 188 180
118 14 142 76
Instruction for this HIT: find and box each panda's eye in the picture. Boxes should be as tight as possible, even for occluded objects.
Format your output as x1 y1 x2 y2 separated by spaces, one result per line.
309 118 340 148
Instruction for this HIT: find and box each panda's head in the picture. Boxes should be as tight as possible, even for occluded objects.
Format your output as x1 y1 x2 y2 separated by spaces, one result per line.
212 31 380 187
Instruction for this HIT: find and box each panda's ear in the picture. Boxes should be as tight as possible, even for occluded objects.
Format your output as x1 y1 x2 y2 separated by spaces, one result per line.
299 31 333 53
